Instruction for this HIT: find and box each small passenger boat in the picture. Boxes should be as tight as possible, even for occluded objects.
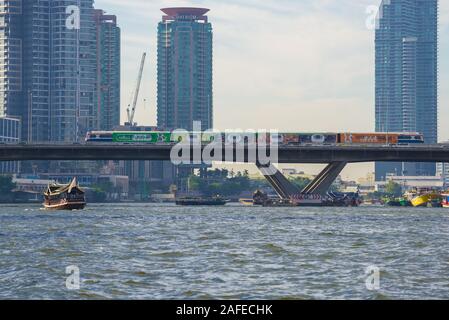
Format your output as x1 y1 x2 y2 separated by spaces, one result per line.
43 178 86 211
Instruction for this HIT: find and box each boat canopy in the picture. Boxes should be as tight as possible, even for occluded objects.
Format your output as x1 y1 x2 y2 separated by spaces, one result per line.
44 178 85 197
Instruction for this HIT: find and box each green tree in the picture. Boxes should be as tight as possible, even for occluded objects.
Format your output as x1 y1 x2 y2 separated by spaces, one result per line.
385 181 403 197
0 176 16 193
186 169 252 197
88 189 107 203
187 175 202 192
92 180 115 193
290 177 312 191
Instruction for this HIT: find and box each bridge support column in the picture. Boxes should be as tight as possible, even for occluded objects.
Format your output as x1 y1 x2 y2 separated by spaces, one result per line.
256 162 347 199
302 162 347 196
256 163 300 199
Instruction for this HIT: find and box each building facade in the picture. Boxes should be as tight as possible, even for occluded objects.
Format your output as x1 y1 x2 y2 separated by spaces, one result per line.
0 116 20 173
437 163 449 189
156 8 213 189
0 0 23 119
437 142 449 188
375 0 438 180
94 10 120 131
0 0 100 143
157 7 213 131
1 1 119 177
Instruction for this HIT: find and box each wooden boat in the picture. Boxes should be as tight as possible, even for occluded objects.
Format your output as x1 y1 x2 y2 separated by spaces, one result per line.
43 178 86 210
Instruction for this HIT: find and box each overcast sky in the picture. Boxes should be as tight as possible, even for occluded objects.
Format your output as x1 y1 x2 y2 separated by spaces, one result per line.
95 0 449 179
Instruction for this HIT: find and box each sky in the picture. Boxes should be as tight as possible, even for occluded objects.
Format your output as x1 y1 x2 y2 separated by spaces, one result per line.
95 0 449 180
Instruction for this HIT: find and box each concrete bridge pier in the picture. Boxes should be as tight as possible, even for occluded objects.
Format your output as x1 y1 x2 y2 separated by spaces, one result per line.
256 163 301 199
256 162 348 199
302 162 347 196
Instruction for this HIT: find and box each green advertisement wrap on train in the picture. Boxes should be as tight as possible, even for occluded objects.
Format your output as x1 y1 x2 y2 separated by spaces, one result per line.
112 132 172 143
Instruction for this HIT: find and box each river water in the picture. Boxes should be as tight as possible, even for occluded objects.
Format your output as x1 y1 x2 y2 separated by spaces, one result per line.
0 203 449 300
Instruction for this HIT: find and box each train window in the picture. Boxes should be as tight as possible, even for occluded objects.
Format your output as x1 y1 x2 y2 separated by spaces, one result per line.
311 135 325 143
270 134 283 144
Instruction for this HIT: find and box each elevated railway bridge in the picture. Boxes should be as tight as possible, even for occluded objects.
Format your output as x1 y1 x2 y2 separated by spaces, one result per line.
2 143 449 200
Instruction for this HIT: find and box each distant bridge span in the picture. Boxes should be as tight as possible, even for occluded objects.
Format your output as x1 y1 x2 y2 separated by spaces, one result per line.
3 143 449 198
1 143 449 163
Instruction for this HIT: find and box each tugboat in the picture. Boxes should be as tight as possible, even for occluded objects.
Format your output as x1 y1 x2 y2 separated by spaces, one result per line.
43 178 86 211
175 195 228 206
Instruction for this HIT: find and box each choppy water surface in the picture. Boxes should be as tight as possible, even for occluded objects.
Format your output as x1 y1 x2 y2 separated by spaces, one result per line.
1 203 449 299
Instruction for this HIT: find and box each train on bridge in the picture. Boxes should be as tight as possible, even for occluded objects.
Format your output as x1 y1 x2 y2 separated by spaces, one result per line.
85 131 425 146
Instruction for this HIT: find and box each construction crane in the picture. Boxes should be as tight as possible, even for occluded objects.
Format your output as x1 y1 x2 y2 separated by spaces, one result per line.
125 52 146 127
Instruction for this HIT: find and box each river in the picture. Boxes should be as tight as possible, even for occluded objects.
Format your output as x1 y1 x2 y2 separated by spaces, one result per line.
0 203 448 299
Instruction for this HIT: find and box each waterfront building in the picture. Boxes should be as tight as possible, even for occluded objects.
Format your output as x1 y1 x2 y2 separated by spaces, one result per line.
94 10 121 131
156 7 213 189
0 116 21 173
375 0 438 180
1 2 119 178
376 175 444 193
436 142 449 189
437 163 449 189
0 1 99 143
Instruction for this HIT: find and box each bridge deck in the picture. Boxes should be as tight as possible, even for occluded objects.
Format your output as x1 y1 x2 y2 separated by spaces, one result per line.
1 144 449 163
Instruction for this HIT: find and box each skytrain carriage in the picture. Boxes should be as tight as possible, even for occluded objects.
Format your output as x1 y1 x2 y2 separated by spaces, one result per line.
338 133 424 145
397 134 425 144
85 131 113 142
85 131 425 146
262 133 338 145
298 133 338 145
339 133 398 145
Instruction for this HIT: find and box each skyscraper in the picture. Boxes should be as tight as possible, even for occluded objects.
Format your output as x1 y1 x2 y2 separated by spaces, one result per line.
157 7 213 131
156 7 213 189
0 0 23 119
0 0 98 143
375 0 438 180
94 10 121 131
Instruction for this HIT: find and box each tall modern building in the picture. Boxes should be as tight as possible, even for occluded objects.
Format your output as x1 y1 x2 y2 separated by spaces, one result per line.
156 7 213 189
94 9 120 131
157 7 213 131
0 0 98 143
0 0 23 120
375 0 438 180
